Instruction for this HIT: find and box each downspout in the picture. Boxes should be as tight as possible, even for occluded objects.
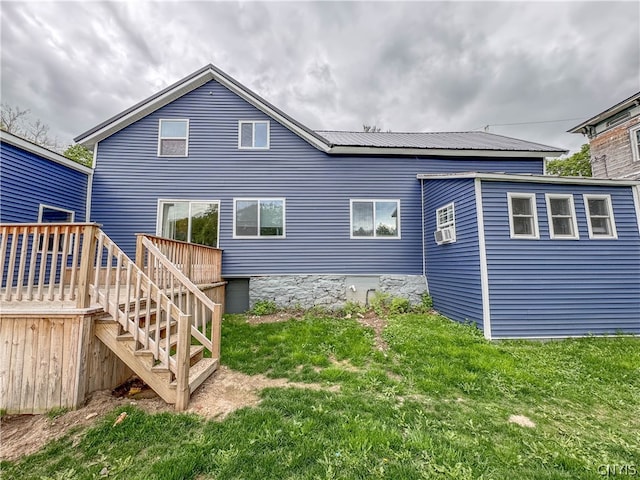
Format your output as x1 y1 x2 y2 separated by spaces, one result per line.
420 178 429 292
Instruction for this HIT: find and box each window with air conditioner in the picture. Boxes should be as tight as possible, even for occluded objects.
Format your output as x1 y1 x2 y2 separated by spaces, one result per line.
434 202 456 244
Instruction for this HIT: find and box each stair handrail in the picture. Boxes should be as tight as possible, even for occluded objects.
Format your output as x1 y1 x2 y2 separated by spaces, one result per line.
137 235 222 360
89 229 188 377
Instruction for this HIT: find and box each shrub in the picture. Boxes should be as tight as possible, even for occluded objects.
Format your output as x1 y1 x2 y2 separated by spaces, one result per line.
390 297 411 314
369 291 392 317
250 299 278 316
342 301 366 317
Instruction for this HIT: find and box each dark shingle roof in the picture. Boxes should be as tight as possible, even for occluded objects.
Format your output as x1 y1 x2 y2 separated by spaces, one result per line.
315 130 565 153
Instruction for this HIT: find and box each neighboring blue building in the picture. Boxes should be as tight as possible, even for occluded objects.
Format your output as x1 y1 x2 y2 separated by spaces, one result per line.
0 130 92 223
420 172 640 339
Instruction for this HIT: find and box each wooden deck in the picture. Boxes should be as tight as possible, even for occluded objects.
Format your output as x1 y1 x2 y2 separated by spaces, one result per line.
1 223 225 414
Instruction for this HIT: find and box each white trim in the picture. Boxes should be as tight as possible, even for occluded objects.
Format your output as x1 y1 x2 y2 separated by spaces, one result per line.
85 142 97 221
583 194 618 239
349 199 401 240
474 178 492 340
417 172 640 187
157 119 189 157
156 199 221 248
0 130 92 175
238 120 270 150
507 192 540 239
545 194 579 240
633 185 640 236
493 334 639 341
232 198 286 239
329 145 563 158
630 124 640 163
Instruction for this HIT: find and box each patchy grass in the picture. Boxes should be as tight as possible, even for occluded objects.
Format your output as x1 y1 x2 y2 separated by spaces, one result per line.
2 312 639 479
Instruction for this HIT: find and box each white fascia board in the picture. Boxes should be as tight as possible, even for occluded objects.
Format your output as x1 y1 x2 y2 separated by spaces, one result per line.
0 130 93 175
328 146 565 158
417 172 640 187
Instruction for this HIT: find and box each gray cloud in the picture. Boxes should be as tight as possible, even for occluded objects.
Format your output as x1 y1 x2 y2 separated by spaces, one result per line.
1 1 639 155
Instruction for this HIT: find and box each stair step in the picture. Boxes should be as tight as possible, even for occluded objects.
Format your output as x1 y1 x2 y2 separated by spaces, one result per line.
150 345 205 373
170 357 219 393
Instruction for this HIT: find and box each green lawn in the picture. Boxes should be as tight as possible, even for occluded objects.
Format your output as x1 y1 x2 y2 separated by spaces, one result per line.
2 312 639 479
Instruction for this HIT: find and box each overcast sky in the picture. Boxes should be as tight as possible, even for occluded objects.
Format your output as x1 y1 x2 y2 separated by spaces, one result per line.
2 1 639 155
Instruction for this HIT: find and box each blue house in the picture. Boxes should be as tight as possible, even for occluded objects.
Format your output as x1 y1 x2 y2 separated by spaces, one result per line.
420 172 640 339
0 130 92 224
70 64 640 337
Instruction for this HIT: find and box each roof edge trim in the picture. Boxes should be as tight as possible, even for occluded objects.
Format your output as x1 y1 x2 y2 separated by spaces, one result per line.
417 172 640 186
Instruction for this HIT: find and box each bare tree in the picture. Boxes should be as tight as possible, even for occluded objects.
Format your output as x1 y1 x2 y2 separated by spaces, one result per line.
1 103 60 151
363 124 383 133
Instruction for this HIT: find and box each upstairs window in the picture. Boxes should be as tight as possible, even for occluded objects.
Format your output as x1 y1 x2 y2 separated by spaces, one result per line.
234 199 285 238
507 193 539 239
584 195 617 239
239 121 270 149
630 124 640 162
545 194 579 239
158 200 219 247
436 203 455 230
351 200 400 239
158 119 189 157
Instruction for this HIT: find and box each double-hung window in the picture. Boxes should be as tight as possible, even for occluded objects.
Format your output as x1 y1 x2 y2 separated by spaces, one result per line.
234 199 285 238
507 193 539 239
158 119 189 157
436 203 455 230
350 200 400 239
545 194 579 239
238 121 270 149
158 200 220 247
584 195 617 239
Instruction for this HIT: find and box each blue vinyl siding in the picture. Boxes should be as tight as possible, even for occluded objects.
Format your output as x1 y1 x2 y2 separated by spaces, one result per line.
91 79 544 276
423 179 484 328
481 181 640 338
0 141 88 223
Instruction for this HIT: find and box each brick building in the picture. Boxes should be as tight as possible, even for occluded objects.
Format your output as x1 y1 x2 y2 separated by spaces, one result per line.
569 92 640 179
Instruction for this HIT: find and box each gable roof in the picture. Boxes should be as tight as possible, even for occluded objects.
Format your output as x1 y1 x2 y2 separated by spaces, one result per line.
568 91 640 134
1 130 93 175
75 64 566 158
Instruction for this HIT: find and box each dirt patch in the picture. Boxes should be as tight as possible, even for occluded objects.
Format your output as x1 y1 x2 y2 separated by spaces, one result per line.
246 311 304 324
0 366 338 462
508 414 536 428
352 312 389 351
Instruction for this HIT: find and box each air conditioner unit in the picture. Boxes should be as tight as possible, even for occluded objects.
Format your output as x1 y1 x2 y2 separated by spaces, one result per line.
434 226 456 245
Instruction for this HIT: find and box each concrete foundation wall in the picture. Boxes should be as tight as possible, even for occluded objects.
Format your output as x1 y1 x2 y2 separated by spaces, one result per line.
249 274 427 310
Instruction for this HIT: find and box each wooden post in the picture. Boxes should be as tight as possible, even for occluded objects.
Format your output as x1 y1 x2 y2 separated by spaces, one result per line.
135 234 145 270
174 313 191 411
185 243 192 281
212 305 222 361
76 225 98 309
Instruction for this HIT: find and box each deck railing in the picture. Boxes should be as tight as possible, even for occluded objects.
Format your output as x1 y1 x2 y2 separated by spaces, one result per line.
0 223 90 303
135 234 223 361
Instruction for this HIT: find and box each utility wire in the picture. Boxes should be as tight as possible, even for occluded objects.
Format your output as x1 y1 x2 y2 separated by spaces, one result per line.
473 117 587 131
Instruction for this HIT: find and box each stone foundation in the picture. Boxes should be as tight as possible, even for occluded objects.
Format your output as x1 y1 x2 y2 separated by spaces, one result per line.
249 274 427 310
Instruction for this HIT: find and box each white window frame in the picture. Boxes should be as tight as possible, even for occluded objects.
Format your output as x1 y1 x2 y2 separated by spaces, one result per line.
38 204 75 223
583 194 617 239
238 120 270 150
37 204 75 253
436 202 455 230
630 124 640 163
233 198 286 239
157 119 189 157
156 199 221 248
349 199 401 240
507 193 539 239
545 194 579 240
